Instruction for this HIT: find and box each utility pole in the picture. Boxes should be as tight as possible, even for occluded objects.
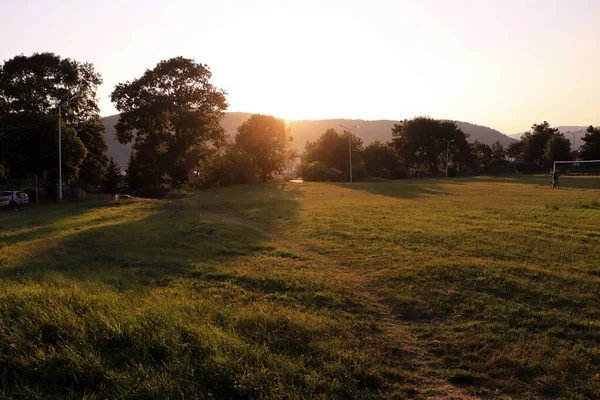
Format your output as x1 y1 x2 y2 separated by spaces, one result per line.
45 95 78 202
340 125 359 182
443 139 454 178
58 104 63 202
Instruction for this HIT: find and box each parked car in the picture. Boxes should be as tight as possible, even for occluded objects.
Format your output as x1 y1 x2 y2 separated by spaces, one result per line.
0 191 30 207
117 194 134 200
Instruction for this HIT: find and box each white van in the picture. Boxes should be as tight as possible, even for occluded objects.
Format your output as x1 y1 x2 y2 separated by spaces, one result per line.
0 191 30 207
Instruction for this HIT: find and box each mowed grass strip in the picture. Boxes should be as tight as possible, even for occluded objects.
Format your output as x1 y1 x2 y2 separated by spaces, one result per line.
1 175 600 398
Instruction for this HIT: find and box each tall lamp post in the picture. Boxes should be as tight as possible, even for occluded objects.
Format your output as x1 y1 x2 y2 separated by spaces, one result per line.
340 125 359 182
50 95 78 202
443 139 454 178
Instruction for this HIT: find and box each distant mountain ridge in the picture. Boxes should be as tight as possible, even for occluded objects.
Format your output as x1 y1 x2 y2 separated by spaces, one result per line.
103 113 516 168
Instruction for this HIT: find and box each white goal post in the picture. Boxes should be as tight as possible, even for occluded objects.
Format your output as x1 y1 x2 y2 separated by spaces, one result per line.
553 160 600 174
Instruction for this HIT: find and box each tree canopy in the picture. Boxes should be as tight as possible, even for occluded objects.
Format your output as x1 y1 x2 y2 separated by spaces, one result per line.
520 121 562 166
544 135 571 164
111 57 228 188
471 141 493 168
304 128 364 179
580 126 600 160
392 117 473 174
0 52 106 182
234 114 292 182
362 140 401 173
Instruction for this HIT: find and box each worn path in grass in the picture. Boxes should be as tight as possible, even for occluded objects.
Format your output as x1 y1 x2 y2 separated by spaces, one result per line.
191 175 600 399
194 202 482 400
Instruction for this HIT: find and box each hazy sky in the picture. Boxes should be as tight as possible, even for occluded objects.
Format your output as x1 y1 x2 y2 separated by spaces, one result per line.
1 0 598 133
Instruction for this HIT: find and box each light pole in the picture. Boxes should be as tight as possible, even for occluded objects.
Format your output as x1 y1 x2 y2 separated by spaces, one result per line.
340 125 359 182
53 95 78 202
443 139 454 178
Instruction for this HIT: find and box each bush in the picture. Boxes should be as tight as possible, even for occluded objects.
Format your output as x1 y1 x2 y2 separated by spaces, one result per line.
136 185 167 199
303 161 333 181
391 165 409 179
352 164 367 181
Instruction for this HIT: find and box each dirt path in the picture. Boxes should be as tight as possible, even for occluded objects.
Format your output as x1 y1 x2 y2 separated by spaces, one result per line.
192 202 488 399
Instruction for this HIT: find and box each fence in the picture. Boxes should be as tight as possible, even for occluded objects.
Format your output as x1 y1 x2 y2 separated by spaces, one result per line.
0 178 114 203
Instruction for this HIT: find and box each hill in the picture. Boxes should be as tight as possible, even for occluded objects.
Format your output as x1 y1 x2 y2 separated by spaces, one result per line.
104 113 516 167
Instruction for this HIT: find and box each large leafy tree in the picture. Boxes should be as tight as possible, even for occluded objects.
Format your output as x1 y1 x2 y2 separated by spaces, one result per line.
544 135 571 164
0 52 106 182
508 141 525 159
521 121 561 166
111 57 228 188
304 128 364 178
392 117 473 174
580 125 600 160
471 141 493 168
362 140 400 173
0 112 86 180
490 141 507 165
235 114 292 182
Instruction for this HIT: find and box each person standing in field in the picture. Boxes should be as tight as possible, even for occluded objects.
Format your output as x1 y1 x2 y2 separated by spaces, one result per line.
551 170 559 189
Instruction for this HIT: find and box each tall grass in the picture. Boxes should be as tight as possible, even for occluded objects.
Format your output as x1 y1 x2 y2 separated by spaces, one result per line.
2 175 600 398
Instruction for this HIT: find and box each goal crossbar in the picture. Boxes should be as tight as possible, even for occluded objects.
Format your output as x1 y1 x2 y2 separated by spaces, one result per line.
553 160 600 174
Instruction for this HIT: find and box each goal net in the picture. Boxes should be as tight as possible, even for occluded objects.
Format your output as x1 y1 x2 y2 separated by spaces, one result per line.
553 160 600 174
552 160 600 188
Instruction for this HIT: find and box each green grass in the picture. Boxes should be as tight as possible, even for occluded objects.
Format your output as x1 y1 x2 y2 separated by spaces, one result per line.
1 175 600 398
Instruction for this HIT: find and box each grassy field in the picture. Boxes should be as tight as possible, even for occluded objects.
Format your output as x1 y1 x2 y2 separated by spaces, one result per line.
1 175 600 399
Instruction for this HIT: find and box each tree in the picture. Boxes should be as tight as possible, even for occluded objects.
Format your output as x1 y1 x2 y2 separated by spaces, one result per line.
362 140 401 174
471 141 493 168
490 141 507 165
0 52 106 182
0 112 87 180
521 121 561 166
77 118 109 184
103 158 121 195
234 114 292 182
0 164 7 180
392 117 473 174
303 128 364 179
580 125 600 160
544 135 571 164
508 141 524 159
111 57 228 189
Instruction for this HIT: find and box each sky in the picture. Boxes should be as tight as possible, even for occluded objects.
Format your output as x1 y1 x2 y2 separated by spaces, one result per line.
1 0 599 134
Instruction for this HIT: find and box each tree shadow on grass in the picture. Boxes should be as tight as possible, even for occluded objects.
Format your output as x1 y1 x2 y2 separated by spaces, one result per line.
328 179 465 200
1 190 366 313
0 194 390 399
0 201 135 245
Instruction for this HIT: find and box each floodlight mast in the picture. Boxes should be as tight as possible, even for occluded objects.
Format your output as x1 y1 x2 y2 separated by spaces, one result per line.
340 125 359 182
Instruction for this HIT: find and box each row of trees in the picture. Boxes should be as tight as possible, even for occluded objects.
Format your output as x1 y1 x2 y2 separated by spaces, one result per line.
298 117 511 181
3 52 599 195
0 52 297 196
507 122 600 169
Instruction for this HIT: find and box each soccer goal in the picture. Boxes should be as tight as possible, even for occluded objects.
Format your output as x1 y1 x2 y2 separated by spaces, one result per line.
552 160 600 188
553 160 600 174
